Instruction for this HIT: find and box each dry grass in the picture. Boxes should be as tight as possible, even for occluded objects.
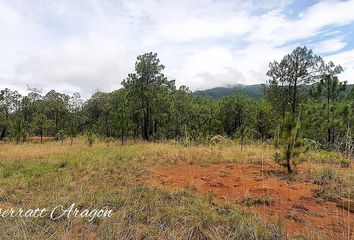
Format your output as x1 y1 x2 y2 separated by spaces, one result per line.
135 141 274 166
0 139 352 239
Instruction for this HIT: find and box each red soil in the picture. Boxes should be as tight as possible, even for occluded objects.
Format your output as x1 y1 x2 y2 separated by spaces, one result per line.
146 163 354 239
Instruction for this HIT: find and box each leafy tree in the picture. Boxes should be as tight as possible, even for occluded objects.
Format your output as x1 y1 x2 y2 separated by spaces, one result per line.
43 90 69 138
122 52 175 141
302 101 327 143
255 99 274 139
0 88 22 139
188 96 221 144
333 102 352 154
67 115 78 145
311 61 344 144
13 119 27 144
220 94 254 138
264 73 290 120
266 46 322 117
67 92 84 144
110 90 133 145
31 114 51 143
83 91 109 134
0 50 353 158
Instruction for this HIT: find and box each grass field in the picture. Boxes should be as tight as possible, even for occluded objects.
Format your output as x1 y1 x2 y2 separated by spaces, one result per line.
0 139 353 240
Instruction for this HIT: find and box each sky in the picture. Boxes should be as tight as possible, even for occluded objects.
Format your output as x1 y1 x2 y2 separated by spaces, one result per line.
0 0 354 97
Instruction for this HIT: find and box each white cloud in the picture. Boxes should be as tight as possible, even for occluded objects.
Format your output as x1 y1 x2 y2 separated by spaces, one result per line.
14 35 137 96
153 16 253 43
178 44 289 90
327 49 354 83
247 0 354 46
0 0 354 96
313 37 346 54
178 47 240 89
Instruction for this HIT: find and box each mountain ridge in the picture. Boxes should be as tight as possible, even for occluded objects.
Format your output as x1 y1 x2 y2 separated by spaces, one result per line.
193 84 265 99
194 83 354 100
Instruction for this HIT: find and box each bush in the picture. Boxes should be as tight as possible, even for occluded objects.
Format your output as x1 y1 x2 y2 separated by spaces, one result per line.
273 151 282 164
302 138 322 151
339 158 351 168
55 130 65 144
240 196 274 206
314 167 339 185
315 186 341 201
85 131 96 147
313 167 344 201
210 135 231 145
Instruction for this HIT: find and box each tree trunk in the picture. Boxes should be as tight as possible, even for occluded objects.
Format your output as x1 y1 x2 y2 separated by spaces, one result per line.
106 116 109 137
291 80 297 115
40 128 43 144
0 127 6 140
55 110 59 140
286 144 292 173
286 156 292 173
143 111 149 141
121 128 124 145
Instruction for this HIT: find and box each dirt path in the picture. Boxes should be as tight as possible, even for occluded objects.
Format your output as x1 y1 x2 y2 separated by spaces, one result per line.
146 163 354 239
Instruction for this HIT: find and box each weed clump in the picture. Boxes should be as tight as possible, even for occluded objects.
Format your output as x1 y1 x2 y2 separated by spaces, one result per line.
239 196 274 206
84 131 96 147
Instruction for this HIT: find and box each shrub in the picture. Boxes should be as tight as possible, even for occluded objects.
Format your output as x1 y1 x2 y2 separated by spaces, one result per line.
85 131 95 147
273 151 282 164
339 158 351 168
56 130 65 144
240 196 274 206
314 167 339 185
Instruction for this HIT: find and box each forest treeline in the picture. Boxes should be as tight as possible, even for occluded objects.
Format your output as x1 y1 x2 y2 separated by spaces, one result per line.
1 47 353 157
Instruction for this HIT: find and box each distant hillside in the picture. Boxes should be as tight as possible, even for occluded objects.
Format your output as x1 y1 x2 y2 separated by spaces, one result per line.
194 84 264 99
194 83 353 100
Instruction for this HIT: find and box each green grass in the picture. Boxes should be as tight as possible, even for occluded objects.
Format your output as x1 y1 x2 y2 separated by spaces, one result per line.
297 150 351 166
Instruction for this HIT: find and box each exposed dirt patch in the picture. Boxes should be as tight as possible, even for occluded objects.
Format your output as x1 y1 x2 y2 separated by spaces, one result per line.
146 163 354 239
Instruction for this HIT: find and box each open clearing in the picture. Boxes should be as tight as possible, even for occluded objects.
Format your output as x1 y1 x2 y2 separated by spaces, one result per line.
0 140 353 239
147 162 353 238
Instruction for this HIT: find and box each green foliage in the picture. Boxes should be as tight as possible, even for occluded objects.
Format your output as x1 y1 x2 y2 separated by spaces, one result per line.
43 90 70 137
110 89 134 144
85 131 96 147
0 88 22 140
220 93 254 137
265 46 353 157
266 46 323 116
55 130 65 144
13 119 27 144
122 52 175 141
0 48 353 160
276 114 303 173
31 114 51 143
255 99 274 139
273 151 282 164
